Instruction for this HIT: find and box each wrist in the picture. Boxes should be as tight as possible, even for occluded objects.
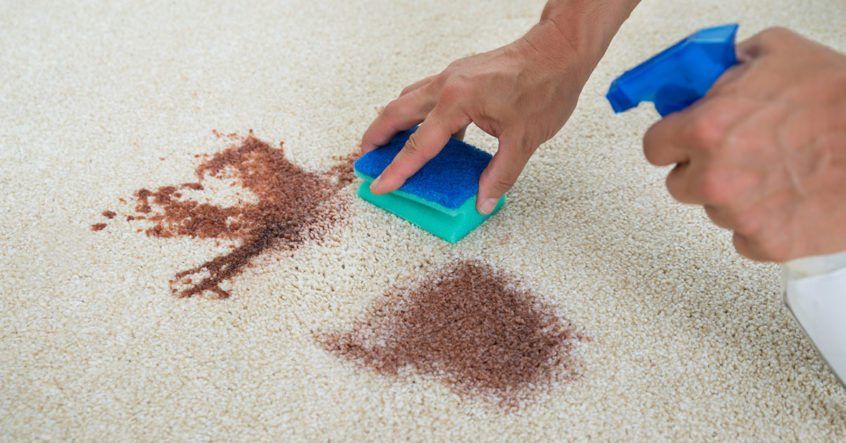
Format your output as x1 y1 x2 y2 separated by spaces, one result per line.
521 21 595 84
530 0 639 77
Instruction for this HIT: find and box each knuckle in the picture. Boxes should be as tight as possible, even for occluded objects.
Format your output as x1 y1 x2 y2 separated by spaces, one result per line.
731 212 761 236
665 173 685 202
643 121 662 144
493 176 517 192
643 145 663 166
403 134 435 160
707 76 737 98
403 134 423 155
704 205 729 228
431 72 450 89
760 26 792 40
688 114 724 149
439 81 467 105
732 233 758 261
383 98 404 115
748 27 795 51
734 232 790 263
698 171 731 204
444 60 461 72
642 122 669 165
399 85 414 96
758 240 791 263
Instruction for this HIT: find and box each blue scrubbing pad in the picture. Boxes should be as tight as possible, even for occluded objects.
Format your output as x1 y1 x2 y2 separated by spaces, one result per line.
355 129 492 209
354 128 505 243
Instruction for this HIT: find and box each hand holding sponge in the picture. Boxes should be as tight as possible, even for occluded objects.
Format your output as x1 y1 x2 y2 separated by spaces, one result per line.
354 129 505 243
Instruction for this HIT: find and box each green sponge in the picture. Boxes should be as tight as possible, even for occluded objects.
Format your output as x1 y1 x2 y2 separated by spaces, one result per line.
354 129 505 243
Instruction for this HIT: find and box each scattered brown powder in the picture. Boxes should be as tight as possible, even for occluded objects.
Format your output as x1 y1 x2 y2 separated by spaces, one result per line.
90 223 107 231
94 130 357 298
212 129 239 140
101 210 116 219
317 260 588 409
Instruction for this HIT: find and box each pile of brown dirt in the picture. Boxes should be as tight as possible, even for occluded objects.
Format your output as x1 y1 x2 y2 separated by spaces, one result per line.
318 260 588 409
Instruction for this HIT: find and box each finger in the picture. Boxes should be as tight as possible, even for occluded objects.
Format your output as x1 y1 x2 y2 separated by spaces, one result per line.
360 90 435 153
707 62 750 97
735 229 794 262
736 31 774 61
643 111 691 166
369 107 471 195
732 232 775 262
647 95 762 168
736 27 798 61
476 132 534 214
703 205 733 230
400 75 436 97
665 162 701 204
453 125 468 141
714 206 765 237
668 159 741 205
732 233 760 261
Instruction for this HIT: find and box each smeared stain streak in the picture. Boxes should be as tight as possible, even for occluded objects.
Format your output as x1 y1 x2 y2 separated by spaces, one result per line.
94 131 357 298
317 260 589 410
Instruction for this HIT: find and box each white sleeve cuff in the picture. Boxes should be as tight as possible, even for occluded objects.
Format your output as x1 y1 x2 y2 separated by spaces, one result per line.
786 265 846 385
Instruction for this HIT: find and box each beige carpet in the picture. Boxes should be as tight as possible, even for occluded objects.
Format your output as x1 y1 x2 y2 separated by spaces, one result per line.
2 0 845 440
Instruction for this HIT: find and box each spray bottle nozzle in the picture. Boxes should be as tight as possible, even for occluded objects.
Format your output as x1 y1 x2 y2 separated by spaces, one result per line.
606 24 739 117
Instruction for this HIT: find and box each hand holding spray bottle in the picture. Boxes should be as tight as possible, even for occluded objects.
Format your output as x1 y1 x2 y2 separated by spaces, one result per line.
607 24 846 385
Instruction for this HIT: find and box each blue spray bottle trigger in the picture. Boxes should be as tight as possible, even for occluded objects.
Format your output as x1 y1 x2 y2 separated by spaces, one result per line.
606 24 739 117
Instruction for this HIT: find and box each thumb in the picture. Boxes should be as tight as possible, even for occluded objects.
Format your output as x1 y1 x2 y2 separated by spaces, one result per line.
476 133 534 214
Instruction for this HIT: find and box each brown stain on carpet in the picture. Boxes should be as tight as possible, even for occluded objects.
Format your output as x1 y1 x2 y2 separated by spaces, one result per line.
94 131 357 298
317 260 589 409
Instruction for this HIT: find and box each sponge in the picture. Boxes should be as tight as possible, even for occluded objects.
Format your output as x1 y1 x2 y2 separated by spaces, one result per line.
354 129 505 243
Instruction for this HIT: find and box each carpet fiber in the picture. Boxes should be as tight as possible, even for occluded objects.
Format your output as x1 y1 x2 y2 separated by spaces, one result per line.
2 0 845 440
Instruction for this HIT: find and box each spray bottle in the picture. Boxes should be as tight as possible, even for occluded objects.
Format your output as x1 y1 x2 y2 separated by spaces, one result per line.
606 24 845 385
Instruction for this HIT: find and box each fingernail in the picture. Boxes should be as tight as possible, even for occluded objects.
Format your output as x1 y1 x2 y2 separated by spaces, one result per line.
478 198 498 215
369 176 383 193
